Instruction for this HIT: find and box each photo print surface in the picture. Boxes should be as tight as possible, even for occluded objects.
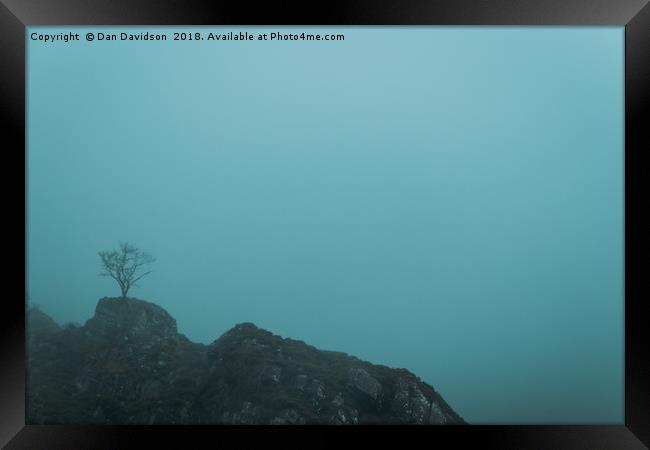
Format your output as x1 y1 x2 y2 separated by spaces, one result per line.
26 26 624 425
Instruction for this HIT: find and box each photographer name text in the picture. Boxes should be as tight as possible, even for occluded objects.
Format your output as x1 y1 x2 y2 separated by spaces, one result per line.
30 31 346 44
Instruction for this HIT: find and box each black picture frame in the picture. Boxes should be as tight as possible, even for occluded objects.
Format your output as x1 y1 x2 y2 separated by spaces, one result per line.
1 0 648 448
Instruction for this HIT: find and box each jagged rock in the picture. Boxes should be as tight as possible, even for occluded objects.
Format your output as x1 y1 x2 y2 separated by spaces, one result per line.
27 306 61 338
259 365 282 385
347 367 382 401
391 377 445 424
295 373 308 390
330 406 359 425
307 379 326 403
222 401 260 424
429 399 448 425
84 297 178 341
270 409 306 425
27 298 466 425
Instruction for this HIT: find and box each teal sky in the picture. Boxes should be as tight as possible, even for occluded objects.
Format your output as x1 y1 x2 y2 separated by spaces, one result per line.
27 26 624 424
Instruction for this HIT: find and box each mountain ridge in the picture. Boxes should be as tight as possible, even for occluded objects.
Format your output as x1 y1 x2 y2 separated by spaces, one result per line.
27 297 466 425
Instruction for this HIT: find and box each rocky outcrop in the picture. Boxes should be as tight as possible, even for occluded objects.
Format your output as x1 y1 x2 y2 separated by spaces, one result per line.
27 298 466 425
348 367 382 401
84 297 178 341
27 306 61 340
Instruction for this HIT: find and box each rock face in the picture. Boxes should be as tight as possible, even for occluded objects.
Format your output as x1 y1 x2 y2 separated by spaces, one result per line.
84 297 178 341
28 306 61 339
27 298 466 425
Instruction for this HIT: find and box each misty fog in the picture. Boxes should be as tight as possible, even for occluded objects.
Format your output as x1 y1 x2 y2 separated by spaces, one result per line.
27 26 624 424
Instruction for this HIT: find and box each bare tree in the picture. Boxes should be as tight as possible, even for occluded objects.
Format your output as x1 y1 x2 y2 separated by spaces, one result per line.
98 242 156 298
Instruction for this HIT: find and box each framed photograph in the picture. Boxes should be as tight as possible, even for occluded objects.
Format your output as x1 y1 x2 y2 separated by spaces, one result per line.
1 0 648 448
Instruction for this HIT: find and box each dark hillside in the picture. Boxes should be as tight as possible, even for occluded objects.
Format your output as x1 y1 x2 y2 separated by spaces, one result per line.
27 297 465 425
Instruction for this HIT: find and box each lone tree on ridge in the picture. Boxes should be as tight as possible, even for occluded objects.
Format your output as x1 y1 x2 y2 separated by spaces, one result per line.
98 242 156 298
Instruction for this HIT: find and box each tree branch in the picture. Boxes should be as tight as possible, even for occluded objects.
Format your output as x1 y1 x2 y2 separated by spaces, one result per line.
98 242 156 298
